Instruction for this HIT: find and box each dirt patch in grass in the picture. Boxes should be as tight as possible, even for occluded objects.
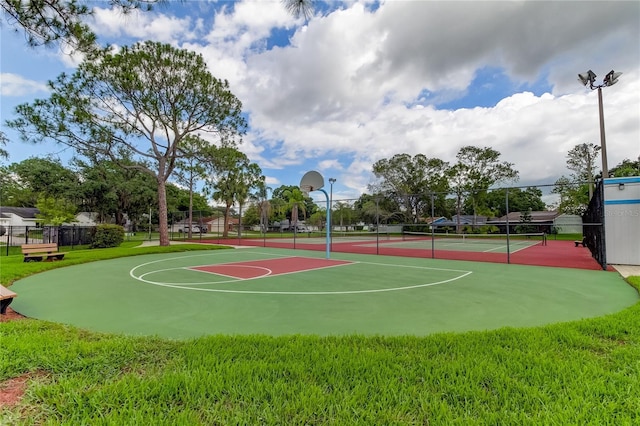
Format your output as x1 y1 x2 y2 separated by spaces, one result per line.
0 307 26 323
0 311 30 409
0 374 30 409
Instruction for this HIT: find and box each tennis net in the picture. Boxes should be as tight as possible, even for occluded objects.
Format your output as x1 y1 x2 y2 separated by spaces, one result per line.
329 231 392 241
402 232 547 246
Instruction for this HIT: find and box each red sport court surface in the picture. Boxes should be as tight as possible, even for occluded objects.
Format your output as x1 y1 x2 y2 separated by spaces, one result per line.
196 235 606 271
191 256 353 279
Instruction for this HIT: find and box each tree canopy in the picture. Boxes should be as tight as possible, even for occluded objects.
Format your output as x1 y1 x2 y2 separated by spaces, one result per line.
370 153 449 223
204 146 263 238
1 0 159 53
553 143 601 215
8 41 246 245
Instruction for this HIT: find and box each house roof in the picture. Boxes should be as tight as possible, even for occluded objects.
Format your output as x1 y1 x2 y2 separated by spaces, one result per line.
0 207 39 218
432 215 489 227
206 217 239 225
491 211 559 223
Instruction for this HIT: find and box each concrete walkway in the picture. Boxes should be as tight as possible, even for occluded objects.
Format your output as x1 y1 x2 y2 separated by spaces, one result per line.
613 265 640 278
136 240 252 249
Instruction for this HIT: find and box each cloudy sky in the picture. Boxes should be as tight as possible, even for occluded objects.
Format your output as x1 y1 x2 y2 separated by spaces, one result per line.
1 0 639 203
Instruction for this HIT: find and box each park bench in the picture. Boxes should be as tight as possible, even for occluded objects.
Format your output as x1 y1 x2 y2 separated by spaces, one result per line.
574 238 586 248
22 243 67 262
0 284 17 315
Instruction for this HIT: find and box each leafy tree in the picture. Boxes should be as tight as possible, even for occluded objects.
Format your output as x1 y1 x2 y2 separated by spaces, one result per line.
552 143 601 215
72 151 159 228
204 147 263 238
353 193 399 227
269 197 287 223
0 131 8 160
1 0 158 53
242 203 261 227
307 209 326 231
609 158 640 177
35 195 76 226
168 185 212 216
249 181 271 233
271 185 317 224
8 41 246 246
552 176 590 215
282 0 314 19
173 135 210 238
482 187 546 217
281 186 307 229
234 163 263 237
566 143 600 198
448 146 518 231
370 153 449 223
2 157 79 207
333 201 357 230
515 208 536 234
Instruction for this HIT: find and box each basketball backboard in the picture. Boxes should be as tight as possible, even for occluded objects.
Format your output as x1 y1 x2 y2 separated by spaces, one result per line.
300 171 324 195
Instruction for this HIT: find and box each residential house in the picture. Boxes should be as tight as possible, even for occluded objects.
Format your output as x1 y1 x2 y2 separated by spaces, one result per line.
0 207 41 228
205 217 239 233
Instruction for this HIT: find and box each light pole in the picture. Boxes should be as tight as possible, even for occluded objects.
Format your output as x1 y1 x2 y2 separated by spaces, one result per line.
578 69 622 180
328 178 336 250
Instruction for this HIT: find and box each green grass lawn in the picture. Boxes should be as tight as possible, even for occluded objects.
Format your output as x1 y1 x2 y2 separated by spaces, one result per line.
1 243 639 424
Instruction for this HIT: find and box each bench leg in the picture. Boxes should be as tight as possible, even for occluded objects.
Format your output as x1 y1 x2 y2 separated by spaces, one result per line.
0 298 14 315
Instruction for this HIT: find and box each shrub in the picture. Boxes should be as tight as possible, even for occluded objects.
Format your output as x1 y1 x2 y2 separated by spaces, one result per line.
91 224 125 248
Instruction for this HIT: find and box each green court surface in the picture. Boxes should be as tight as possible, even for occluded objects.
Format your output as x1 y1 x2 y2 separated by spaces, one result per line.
9 247 638 339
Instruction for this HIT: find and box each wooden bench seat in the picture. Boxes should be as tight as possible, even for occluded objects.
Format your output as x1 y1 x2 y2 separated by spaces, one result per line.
22 243 67 262
0 284 17 315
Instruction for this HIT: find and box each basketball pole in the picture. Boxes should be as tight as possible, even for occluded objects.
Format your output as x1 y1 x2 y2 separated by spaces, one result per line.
317 188 331 259
300 171 331 259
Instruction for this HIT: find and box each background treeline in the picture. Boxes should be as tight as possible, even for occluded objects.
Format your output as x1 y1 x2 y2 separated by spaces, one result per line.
2 147 636 231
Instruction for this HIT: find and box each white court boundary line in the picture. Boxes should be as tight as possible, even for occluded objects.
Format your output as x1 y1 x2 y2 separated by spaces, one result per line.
129 251 473 295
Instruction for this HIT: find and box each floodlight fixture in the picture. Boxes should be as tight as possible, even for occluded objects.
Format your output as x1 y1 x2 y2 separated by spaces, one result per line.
577 68 622 181
578 70 597 87
603 70 622 87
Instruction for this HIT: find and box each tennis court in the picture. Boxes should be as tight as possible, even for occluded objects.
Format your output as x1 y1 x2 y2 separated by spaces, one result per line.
211 231 604 270
9 247 637 339
217 231 546 253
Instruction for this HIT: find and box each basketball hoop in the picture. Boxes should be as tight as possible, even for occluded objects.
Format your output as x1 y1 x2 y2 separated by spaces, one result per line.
300 184 312 197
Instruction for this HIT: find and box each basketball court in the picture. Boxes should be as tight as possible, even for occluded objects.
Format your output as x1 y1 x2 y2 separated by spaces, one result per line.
9 247 637 339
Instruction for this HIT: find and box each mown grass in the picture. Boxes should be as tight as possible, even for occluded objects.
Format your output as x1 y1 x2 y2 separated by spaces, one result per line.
1 245 638 424
0 242 229 286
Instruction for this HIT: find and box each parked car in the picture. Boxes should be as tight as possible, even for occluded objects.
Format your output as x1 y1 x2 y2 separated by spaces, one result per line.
287 224 310 233
178 225 204 233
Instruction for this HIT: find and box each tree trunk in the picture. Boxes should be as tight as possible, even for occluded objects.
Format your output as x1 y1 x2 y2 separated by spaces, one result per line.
456 193 462 234
188 169 194 239
238 203 243 239
223 202 231 238
157 178 170 246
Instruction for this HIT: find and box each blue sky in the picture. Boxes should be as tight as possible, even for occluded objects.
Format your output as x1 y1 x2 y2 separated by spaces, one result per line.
1 0 639 206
